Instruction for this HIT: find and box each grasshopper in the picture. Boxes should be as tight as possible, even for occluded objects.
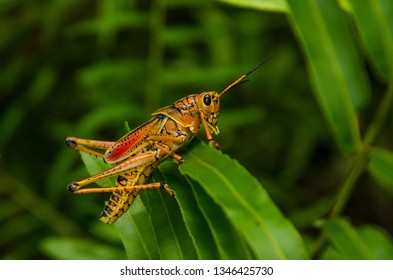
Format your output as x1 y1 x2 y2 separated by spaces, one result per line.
66 59 269 224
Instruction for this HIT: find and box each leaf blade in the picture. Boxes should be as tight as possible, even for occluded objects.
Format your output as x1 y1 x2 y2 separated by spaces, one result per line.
287 0 371 154
114 198 160 260
145 170 198 260
324 217 375 259
349 0 393 80
368 147 393 195
187 176 253 259
358 224 393 259
40 236 126 260
217 0 288 13
159 161 221 259
179 139 307 259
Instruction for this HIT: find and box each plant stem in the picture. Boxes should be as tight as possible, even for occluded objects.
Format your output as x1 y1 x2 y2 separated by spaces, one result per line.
145 0 166 111
329 149 370 218
311 84 393 259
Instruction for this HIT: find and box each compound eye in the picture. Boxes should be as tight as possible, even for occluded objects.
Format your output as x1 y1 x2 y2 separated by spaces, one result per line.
203 94 211 106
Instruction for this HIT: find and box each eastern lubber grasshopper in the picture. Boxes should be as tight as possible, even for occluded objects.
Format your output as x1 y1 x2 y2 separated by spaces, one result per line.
66 59 270 224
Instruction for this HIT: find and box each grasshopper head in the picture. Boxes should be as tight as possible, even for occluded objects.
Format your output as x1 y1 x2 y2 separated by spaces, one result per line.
196 57 272 136
196 91 221 134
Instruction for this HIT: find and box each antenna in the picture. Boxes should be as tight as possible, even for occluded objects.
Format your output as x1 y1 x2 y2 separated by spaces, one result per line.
218 55 273 97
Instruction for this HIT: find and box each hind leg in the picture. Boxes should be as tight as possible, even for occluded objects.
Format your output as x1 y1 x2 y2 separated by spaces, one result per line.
70 181 174 197
67 151 157 191
65 136 115 158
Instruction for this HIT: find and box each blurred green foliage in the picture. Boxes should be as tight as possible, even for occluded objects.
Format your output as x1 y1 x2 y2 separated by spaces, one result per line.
0 0 392 259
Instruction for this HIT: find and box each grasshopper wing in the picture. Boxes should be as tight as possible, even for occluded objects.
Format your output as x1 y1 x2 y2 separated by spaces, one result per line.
104 118 162 164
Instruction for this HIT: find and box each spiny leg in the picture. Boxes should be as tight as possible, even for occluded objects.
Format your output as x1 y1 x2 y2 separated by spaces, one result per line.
146 134 186 164
198 111 220 149
66 136 115 158
67 151 157 191
150 142 184 164
70 181 174 197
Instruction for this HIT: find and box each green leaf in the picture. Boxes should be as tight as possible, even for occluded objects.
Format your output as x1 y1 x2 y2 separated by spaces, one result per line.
159 161 221 259
368 147 393 194
179 139 308 259
217 0 289 13
358 224 393 259
78 139 306 259
287 0 370 154
324 217 375 259
160 160 252 259
143 171 198 260
114 198 160 260
40 236 126 260
187 176 254 259
349 0 393 80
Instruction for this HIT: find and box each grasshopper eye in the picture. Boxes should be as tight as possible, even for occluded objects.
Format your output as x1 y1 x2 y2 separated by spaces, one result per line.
203 94 211 106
